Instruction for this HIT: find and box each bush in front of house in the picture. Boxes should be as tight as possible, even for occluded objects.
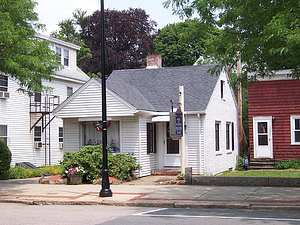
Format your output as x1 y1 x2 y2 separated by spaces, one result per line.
60 145 140 183
9 165 43 179
275 160 300 170
0 140 11 180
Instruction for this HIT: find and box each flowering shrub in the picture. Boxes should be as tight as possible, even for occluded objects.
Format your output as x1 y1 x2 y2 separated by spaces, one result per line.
65 166 85 176
60 145 140 182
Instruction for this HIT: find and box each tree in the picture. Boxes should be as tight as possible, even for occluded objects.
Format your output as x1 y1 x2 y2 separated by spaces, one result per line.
80 8 158 76
0 0 60 94
154 18 219 67
164 0 300 79
50 9 92 68
0 140 11 180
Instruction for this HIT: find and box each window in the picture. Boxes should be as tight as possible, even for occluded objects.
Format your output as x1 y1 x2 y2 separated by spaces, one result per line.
34 126 42 142
147 123 156 154
56 47 61 63
0 74 8 92
291 116 300 144
56 46 69 67
221 80 225 99
67 87 73 97
215 122 220 151
64 49 69 66
231 122 235 150
59 127 63 143
226 123 230 150
226 122 235 151
0 125 8 145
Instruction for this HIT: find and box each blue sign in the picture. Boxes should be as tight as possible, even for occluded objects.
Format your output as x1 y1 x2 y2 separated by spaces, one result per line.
175 113 183 137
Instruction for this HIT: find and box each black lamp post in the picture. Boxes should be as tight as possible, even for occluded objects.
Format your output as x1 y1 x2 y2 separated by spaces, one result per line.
99 0 112 197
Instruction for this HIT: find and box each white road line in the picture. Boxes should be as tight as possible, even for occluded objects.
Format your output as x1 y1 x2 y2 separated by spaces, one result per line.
134 214 300 222
133 208 167 216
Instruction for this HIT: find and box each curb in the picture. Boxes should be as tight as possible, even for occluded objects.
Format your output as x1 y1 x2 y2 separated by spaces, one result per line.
1 198 300 211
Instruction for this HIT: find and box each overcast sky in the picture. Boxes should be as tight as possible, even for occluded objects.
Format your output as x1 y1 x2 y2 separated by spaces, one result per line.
35 0 183 34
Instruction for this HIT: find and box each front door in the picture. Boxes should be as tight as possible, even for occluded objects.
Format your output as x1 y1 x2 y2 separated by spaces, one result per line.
253 117 273 158
164 122 181 167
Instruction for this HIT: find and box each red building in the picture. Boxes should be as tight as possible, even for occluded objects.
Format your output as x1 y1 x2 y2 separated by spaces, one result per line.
248 70 300 161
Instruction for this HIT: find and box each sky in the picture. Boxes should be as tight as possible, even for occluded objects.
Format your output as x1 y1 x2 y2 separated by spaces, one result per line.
35 0 183 35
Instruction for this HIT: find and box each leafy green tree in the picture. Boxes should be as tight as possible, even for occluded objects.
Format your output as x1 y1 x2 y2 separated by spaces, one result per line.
0 0 60 94
50 9 92 69
164 0 300 79
154 19 219 67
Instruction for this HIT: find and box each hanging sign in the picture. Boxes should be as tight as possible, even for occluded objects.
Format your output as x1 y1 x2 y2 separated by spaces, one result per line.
175 107 183 138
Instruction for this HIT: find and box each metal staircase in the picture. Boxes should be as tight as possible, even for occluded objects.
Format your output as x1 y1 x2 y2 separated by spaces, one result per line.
30 94 60 166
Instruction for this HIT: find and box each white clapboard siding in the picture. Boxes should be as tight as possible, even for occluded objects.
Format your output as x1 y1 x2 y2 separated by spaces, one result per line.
199 114 205 175
202 72 238 175
55 80 135 118
138 116 157 177
121 116 142 175
63 118 80 152
186 114 200 174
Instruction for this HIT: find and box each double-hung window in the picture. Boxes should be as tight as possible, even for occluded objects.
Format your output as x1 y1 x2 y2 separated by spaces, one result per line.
0 125 8 145
215 122 220 151
226 122 235 151
0 74 8 92
291 116 300 144
64 49 69 66
59 127 63 143
34 126 42 142
56 46 69 67
147 123 156 154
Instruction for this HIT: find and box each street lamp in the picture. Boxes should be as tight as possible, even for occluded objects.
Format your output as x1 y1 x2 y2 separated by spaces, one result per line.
99 0 112 197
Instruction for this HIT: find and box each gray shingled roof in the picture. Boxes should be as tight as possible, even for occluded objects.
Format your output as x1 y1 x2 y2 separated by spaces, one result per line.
107 64 219 112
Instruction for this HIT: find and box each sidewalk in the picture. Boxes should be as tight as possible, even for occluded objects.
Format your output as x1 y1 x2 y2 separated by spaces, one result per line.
0 176 300 211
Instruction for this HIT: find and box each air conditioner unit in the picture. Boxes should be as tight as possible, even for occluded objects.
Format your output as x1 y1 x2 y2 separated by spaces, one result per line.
0 91 9 99
59 142 63 149
34 142 43 149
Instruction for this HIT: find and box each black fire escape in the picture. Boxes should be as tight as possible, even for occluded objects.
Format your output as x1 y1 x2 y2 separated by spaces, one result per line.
30 93 60 166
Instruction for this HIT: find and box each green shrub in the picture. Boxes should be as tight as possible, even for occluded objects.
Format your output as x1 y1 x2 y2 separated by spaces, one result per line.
177 173 185 180
60 145 140 182
9 166 43 179
275 160 300 170
26 169 43 177
236 156 245 171
10 165 28 179
40 165 63 175
0 140 11 180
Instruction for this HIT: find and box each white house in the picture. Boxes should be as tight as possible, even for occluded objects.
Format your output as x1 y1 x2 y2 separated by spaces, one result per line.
53 55 239 176
0 34 90 167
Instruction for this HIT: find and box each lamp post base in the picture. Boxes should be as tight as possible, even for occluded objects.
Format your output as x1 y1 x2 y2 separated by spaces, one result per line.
99 189 113 197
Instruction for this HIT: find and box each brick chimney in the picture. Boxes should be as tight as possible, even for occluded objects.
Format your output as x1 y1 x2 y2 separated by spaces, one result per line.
146 54 162 69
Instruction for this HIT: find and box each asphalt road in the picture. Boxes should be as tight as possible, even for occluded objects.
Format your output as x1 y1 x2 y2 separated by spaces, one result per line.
1 203 300 225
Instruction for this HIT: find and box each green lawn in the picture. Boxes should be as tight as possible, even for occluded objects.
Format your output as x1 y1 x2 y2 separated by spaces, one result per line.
220 170 300 178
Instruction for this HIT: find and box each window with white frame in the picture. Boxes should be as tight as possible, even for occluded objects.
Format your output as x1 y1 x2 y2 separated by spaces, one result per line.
0 125 8 145
215 122 220 151
63 49 69 66
56 46 69 67
67 87 73 97
0 74 8 92
231 122 235 150
220 80 225 99
226 122 230 150
226 122 235 151
291 116 300 144
59 127 63 143
34 126 42 142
